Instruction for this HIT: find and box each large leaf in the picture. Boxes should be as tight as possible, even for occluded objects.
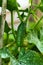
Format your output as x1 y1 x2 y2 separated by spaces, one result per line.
18 50 43 65
10 50 43 65
26 28 43 54
1 47 43 65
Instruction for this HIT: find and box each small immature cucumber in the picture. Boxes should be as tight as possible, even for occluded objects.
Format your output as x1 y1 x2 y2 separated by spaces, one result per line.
16 22 26 47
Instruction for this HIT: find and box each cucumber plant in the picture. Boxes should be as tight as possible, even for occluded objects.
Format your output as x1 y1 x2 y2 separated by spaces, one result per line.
0 0 43 65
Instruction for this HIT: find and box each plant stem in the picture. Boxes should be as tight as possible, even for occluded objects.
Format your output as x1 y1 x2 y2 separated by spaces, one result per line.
25 9 30 23
17 9 23 22
11 11 15 38
0 0 7 65
16 1 23 22
24 0 32 23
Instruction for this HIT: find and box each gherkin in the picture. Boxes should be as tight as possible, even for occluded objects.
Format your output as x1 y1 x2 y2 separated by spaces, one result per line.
16 22 26 47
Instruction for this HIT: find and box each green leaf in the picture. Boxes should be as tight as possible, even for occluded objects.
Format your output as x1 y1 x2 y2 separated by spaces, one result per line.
10 50 43 65
18 50 43 65
26 28 43 54
4 21 11 33
0 48 9 58
16 22 26 47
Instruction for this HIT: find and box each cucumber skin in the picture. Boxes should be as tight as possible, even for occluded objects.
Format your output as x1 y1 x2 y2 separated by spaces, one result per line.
16 22 26 47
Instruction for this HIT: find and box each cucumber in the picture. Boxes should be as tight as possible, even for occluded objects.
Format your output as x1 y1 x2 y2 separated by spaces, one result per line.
16 22 26 47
